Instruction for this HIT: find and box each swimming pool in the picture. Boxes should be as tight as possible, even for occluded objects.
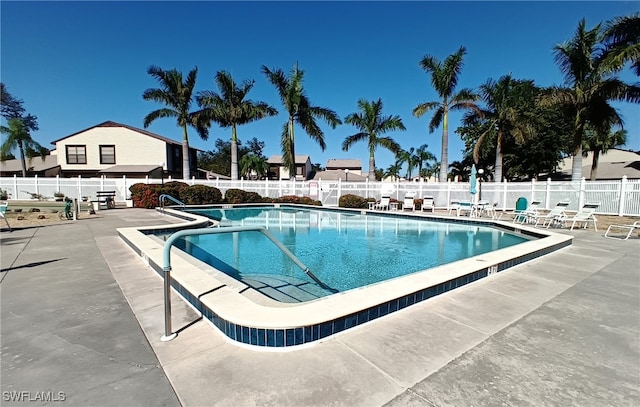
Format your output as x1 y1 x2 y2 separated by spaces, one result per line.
175 207 531 303
118 204 572 349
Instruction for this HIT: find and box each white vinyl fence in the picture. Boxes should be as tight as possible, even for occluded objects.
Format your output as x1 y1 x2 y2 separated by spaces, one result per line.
1 175 639 216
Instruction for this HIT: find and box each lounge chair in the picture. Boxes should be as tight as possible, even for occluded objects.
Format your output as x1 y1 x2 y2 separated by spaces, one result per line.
448 199 460 215
421 196 435 213
374 195 391 211
604 220 640 240
0 203 11 231
457 200 473 217
519 200 542 224
535 201 571 228
403 195 415 211
565 202 600 231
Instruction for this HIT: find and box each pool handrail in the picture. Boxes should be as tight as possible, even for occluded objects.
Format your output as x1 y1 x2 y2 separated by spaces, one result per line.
159 194 185 215
160 225 335 341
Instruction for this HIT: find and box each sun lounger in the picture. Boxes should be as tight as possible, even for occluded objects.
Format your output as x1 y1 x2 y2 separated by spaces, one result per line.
565 202 600 231
374 195 391 211
0 203 12 231
604 220 640 240
421 196 435 213
403 195 415 211
535 201 571 228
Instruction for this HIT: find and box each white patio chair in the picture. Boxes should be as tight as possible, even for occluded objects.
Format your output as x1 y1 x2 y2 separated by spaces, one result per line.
565 202 600 231
403 195 415 211
535 201 571 228
604 220 640 240
421 196 435 213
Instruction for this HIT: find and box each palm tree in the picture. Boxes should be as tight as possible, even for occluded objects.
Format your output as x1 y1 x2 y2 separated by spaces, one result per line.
142 65 205 179
262 63 341 179
448 160 468 182
602 13 640 76
239 153 269 180
342 98 405 180
415 144 436 181
413 46 480 183
384 161 403 181
584 113 626 180
540 19 640 181
396 147 418 179
195 71 278 180
0 118 47 177
466 74 536 183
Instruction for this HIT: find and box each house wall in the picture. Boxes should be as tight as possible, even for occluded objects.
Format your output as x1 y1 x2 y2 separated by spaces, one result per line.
55 127 167 171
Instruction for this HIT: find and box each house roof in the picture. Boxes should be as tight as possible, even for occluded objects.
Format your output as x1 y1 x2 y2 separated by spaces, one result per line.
50 120 203 151
197 168 231 180
98 165 162 174
0 155 59 173
553 148 640 180
312 169 368 182
267 155 310 164
326 159 362 169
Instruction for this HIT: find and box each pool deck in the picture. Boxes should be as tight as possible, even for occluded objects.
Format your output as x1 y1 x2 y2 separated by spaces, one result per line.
1 208 638 406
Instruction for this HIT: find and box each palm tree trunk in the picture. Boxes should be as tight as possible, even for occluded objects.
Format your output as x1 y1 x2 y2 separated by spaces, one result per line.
571 146 583 181
368 155 375 181
182 125 191 179
590 149 600 181
18 141 27 177
288 118 296 180
494 132 503 183
439 109 449 183
231 124 238 180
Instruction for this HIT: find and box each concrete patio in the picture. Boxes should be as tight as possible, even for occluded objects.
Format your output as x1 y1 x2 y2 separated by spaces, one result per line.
1 208 638 406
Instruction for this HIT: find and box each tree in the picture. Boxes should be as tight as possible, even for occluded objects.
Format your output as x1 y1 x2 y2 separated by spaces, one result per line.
465 74 536 182
239 153 269 179
541 19 640 181
448 160 469 182
342 98 405 180
413 46 480 182
262 63 341 179
602 13 640 76
384 161 402 181
195 71 277 180
396 147 418 179
142 65 206 179
584 122 626 181
197 137 265 177
0 118 47 177
415 144 437 181
0 83 38 131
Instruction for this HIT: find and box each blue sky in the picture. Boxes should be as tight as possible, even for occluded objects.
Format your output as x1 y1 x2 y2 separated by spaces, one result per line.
2 1 639 174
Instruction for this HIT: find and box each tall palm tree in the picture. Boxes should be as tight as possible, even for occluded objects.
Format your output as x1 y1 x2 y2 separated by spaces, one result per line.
415 144 436 181
262 63 341 179
413 46 480 183
195 71 278 180
0 118 47 177
342 98 405 180
602 13 640 76
142 65 205 179
448 160 468 182
396 147 418 179
384 161 403 181
466 74 536 183
540 19 640 180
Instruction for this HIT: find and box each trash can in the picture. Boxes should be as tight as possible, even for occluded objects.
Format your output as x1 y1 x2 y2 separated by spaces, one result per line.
515 197 528 222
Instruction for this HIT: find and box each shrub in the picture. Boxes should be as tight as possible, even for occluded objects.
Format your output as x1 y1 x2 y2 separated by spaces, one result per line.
270 195 322 206
180 185 223 205
224 188 247 204
0 188 8 200
132 186 160 209
338 194 368 208
414 198 423 210
162 181 189 200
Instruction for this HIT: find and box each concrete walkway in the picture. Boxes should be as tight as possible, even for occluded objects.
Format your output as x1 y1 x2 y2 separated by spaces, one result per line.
1 209 638 406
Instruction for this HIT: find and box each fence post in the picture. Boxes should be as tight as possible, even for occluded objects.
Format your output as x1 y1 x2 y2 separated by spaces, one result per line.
191 176 195 186
56 174 60 194
337 178 342 201
13 174 17 199
265 177 269 197
279 179 282 197
396 177 400 200
78 175 82 202
240 177 244 190
34 175 39 197
145 175 149 184
618 175 627 216
530 178 536 202
100 175 105 190
122 175 127 201
579 177 586 209
502 180 508 211
545 178 551 210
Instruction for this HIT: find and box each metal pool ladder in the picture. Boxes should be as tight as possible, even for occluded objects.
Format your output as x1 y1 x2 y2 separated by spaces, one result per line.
159 225 336 341
158 194 185 214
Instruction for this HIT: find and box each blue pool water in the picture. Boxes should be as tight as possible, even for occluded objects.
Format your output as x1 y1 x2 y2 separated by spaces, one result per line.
172 206 530 302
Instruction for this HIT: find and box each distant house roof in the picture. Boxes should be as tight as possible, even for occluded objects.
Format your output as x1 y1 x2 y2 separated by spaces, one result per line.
326 159 362 169
50 120 203 151
267 155 310 165
98 165 162 174
553 148 640 180
197 168 231 180
312 169 368 182
0 155 59 173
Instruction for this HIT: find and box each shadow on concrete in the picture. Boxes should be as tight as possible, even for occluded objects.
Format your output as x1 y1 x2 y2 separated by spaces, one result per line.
1 258 66 273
